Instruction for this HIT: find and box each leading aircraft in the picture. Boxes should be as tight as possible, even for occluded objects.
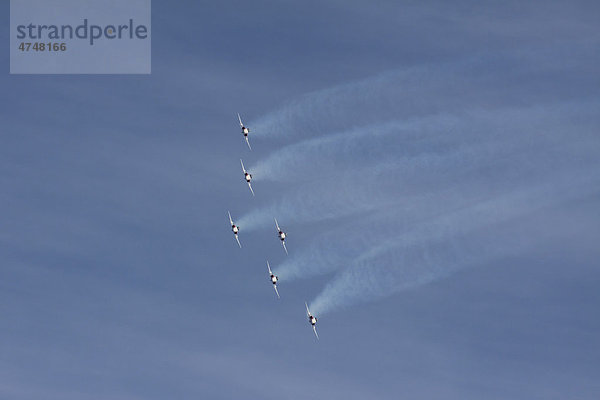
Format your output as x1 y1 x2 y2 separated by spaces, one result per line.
238 113 252 150
228 211 241 248
240 159 254 196
266 261 280 299
305 302 319 339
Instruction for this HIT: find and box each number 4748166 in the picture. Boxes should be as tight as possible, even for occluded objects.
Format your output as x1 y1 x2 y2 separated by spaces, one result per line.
18 42 67 51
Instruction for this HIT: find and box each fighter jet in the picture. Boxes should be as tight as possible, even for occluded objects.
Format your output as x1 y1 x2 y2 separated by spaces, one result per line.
228 211 241 248
240 159 254 196
274 218 288 254
238 113 252 150
305 302 319 339
266 261 280 299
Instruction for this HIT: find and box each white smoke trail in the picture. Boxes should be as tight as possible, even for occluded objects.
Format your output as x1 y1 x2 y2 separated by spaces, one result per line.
249 116 456 181
248 63 477 140
249 69 414 139
249 121 405 181
235 171 395 231
309 172 600 316
249 52 578 141
238 102 599 233
273 158 599 282
241 48 600 316
251 101 599 183
236 155 502 232
310 225 528 316
271 215 392 280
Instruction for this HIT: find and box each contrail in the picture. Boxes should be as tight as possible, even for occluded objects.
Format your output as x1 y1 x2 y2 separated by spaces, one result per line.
249 53 587 141
249 120 407 181
236 156 496 232
241 49 600 317
248 61 485 140
271 215 391 280
237 102 599 233
235 172 396 231
249 116 457 182
310 224 530 317
309 172 600 316
249 69 413 139
273 162 598 282
250 101 599 183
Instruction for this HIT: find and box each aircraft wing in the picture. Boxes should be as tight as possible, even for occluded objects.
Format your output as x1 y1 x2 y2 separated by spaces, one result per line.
273 285 280 299
235 235 242 248
305 302 311 317
313 326 319 340
238 113 243 128
267 261 272 275
228 211 233 225
274 218 280 231
240 159 246 173
245 136 252 150
282 241 288 255
247 182 255 196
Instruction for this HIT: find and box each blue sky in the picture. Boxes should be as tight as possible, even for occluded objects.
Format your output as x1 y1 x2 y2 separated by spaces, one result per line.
1 1 599 399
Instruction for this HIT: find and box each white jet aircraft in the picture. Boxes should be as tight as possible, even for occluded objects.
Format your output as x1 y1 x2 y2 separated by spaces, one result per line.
274 218 288 254
238 113 252 150
305 302 319 339
240 159 254 196
228 211 242 248
266 261 280 299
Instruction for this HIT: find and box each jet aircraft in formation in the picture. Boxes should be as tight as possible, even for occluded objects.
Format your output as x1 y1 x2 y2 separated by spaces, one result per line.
267 261 280 299
238 113 252 150
228 211 241 248
274 218 288 255
306 302 319 339
232 115 321 339
240 159 254 196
